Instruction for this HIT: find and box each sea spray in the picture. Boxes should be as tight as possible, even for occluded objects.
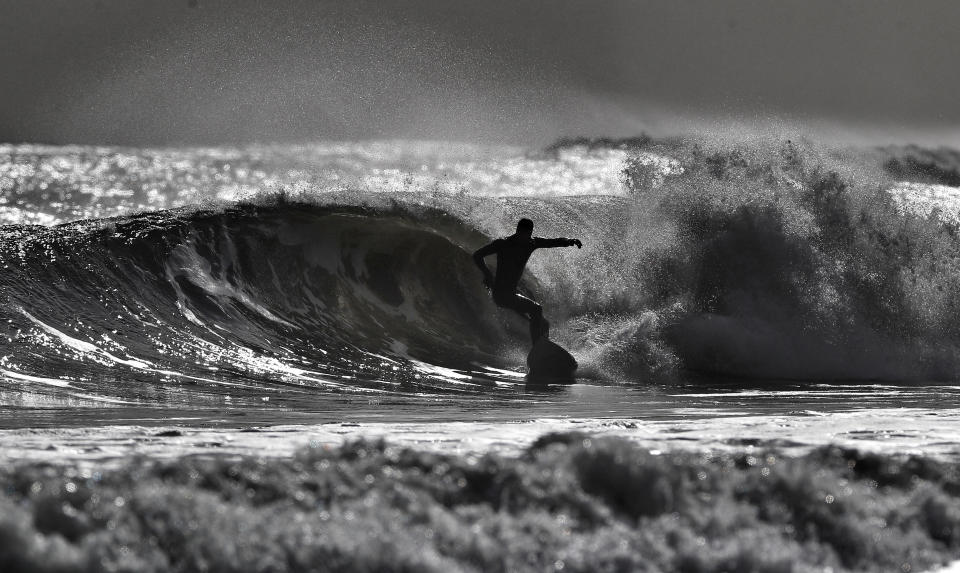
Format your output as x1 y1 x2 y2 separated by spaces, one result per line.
604 137 960 380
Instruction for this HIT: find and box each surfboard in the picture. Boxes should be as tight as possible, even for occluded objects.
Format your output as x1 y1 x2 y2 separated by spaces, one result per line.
526 337 577 383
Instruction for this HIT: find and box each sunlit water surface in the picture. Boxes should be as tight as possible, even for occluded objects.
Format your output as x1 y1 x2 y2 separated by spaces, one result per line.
3 380 960 466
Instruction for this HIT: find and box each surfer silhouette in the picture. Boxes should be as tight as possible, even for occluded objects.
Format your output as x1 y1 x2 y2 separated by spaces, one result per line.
472 218 582 343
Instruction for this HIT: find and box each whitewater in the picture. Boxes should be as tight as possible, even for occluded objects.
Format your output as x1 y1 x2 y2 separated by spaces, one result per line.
2 136 960 572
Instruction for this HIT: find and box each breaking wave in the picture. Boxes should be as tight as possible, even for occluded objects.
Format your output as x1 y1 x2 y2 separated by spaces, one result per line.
4 136 960 392
609 138 960 381
0 203 533 403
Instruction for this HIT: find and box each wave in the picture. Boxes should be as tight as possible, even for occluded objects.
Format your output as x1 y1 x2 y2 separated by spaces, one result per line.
2 434 958 572
0 203 534 401
882 144 960 187
5 136 960 387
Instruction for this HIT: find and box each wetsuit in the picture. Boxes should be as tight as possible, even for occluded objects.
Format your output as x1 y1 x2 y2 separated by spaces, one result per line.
472 234 579 342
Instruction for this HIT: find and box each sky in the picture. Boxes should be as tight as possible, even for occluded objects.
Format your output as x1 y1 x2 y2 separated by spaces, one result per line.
2 0 960 146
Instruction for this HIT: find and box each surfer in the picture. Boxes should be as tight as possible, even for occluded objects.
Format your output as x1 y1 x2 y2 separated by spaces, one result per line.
472 218 582 343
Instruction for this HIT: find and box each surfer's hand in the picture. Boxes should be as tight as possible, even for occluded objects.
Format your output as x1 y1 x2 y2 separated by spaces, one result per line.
570 239 582 249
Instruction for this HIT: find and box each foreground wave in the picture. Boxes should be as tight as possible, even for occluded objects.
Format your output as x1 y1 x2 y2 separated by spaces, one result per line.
0 203 532 406
1 434 958 572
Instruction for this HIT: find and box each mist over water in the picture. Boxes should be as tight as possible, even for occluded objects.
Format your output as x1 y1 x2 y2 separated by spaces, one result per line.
5 1 960 147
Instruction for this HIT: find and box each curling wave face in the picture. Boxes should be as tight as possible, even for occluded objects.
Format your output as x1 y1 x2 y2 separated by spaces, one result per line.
0 204 536 407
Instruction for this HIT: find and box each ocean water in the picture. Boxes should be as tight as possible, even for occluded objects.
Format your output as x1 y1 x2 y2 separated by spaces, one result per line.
2 136 960 571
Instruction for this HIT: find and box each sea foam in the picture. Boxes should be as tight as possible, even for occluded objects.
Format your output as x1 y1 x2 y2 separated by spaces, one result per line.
1 434 958 572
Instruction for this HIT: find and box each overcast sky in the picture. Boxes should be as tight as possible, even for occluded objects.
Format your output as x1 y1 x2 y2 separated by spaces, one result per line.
2 0 959 146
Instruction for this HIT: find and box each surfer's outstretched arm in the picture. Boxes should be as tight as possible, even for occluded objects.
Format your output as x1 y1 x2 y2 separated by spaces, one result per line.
472 240 500 287
533 237 583 249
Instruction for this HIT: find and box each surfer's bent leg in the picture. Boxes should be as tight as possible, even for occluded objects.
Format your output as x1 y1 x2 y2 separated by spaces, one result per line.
493 291 549 342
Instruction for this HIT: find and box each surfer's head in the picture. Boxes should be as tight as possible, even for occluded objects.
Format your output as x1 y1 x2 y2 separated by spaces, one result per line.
516 218 533 237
